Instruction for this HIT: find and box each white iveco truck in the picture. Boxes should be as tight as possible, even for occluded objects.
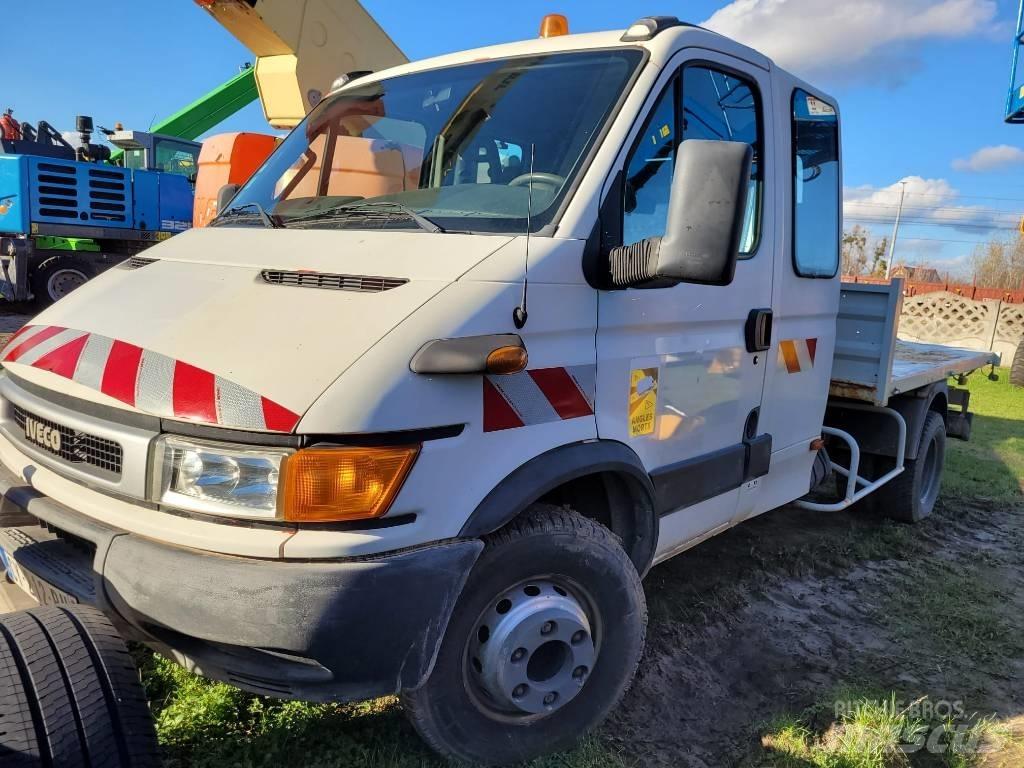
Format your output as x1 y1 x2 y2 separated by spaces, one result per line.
0 15 998 764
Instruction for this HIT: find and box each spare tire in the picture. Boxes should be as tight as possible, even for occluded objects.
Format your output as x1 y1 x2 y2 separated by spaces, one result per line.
1012 339 1024 389
0 605 158 768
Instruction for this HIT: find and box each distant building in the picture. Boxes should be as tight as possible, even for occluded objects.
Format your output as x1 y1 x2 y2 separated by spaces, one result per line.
891 265 942 283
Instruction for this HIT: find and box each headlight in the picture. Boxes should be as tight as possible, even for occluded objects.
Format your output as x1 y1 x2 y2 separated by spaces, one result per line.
153 435 292 519
152 436 420 522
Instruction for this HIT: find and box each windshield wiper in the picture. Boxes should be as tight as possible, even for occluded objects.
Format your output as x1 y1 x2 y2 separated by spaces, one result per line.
289 200 444 233
214 202 284 229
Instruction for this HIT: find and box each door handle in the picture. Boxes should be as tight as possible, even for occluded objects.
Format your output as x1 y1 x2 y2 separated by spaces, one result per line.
745 308 773 353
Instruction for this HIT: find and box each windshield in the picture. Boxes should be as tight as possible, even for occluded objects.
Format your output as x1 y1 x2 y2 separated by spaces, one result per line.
222 49 642 233
154 139 200 178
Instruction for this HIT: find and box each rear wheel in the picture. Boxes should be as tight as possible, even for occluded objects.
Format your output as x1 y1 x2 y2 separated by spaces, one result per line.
402 505 646 764
1011 339 1024 388
0 605 159 768
874 411 946 524
30 255 95 307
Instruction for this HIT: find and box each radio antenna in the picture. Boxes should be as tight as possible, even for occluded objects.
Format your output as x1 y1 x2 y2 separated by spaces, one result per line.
513 143 535 329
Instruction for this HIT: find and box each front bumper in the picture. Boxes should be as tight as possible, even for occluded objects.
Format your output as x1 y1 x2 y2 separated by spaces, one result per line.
0 462 482 702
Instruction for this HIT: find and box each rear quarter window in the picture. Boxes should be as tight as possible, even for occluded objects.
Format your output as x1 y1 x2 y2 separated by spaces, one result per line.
792 89 840 278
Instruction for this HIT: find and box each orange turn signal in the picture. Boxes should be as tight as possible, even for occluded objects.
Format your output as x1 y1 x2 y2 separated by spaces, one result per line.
540 14 569 38
485 345 528 375
281 445 419 522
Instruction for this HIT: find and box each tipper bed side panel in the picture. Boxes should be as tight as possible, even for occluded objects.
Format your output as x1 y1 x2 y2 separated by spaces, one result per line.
829 280 903 405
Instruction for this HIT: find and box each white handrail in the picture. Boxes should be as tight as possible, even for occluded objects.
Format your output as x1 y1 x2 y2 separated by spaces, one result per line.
795 405 907 512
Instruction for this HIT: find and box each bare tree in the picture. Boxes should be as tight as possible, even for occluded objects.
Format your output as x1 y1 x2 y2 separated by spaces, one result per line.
970 235 1024 290
842 225 868 276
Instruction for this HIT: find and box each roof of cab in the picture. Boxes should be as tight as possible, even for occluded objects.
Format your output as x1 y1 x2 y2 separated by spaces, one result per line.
332 19 774 93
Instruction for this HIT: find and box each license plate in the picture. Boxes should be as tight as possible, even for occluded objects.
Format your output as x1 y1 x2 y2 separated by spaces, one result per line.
0 549 78 606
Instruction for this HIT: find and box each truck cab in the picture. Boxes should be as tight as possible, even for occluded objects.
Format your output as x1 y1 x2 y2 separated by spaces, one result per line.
110 130 201 181
0 17 992 764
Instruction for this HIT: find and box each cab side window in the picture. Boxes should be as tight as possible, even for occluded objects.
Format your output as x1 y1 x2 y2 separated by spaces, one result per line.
622 64 764 253
681 66 762 254
622 83 676 247
792 89 840 278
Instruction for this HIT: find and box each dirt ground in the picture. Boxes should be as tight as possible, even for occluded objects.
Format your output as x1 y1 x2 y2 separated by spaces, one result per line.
607 497 1024 766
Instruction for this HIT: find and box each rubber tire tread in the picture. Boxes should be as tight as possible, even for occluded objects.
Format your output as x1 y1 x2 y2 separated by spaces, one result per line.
0 606 158 768
0 617 42 767
403 504 647 764
1011 339 1024 388
875 411 946 524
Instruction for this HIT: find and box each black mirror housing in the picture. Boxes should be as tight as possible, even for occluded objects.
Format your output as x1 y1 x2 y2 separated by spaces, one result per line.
216 183 241 216
608 139 753 288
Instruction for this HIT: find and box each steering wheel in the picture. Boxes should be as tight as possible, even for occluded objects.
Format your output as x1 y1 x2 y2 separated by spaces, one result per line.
508 172 566 192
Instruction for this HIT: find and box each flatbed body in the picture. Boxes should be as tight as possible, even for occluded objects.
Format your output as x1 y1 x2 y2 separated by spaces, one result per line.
830 280 998 406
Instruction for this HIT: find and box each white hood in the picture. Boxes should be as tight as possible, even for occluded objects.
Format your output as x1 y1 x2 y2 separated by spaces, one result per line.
5 227 512 430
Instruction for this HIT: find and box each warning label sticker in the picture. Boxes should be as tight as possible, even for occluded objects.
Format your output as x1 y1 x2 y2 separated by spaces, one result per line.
629 368 659 438
806 96 836 116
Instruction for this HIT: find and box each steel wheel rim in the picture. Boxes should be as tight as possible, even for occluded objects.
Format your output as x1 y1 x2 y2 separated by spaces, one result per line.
47 268 88 301
464 576 600 722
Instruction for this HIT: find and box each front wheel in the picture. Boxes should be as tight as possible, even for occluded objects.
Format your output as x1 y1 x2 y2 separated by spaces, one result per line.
402 505 646 765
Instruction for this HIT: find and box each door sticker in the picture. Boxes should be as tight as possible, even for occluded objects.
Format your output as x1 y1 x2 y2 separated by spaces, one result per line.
629 368 659 438
778 338 818 374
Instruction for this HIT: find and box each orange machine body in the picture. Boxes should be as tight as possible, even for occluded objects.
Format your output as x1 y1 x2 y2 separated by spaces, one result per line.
193 132 278 228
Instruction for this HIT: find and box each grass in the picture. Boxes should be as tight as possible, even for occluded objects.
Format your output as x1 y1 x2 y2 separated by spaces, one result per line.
876 560 1022 666
140 653 633 768
944 369 1024 503
754 693 1015 768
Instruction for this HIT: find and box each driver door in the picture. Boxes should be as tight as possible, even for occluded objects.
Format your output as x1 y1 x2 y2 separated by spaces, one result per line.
595 50 777 560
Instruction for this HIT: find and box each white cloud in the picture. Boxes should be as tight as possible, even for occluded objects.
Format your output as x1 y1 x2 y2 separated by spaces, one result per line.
844 176 1011 232
951 145 1024 172
701 0 997 82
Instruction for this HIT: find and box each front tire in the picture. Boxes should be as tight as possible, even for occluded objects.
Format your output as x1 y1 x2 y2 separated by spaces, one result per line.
403 505 646 765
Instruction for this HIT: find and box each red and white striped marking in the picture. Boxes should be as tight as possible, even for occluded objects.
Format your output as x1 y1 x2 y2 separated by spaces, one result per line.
2 325 300 432
778 338 818 374
483 365 596 432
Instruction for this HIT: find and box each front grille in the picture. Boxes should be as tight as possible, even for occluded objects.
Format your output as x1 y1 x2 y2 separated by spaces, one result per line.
12 406 123 476
260 269 407 293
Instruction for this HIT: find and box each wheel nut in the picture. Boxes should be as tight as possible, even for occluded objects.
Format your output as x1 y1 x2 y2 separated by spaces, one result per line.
513 684 528 699
573 665 588 680
541 621 555 635
511 648 526 663
571 630 587 644
543 692 558 706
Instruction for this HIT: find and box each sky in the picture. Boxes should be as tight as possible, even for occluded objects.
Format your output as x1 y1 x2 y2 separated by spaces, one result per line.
4 0 1024 275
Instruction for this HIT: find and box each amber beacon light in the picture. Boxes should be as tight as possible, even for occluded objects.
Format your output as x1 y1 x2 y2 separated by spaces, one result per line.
281 445 420 522
539 14 570 38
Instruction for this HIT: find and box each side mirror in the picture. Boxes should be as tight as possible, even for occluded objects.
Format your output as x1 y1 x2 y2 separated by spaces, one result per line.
216 183 241 216
609 139 752 288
